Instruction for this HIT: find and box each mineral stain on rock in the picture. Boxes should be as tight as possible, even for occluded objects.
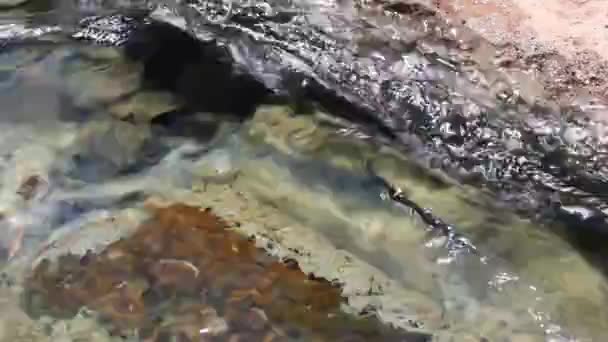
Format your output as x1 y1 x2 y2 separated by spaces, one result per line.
21 203 429 341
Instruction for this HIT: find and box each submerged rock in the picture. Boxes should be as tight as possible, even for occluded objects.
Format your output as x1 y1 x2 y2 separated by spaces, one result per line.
108 90 181 122
62 48 141 112
60 118 165 182
22 203 430 341
0 0 28 8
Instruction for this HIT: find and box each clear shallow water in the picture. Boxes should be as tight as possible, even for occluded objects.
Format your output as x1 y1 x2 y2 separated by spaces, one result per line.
0 2 606 342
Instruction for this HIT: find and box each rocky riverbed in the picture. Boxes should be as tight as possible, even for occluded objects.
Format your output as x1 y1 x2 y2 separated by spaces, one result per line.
0 0 607 341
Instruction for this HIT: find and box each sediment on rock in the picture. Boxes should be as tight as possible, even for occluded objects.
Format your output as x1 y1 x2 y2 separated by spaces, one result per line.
22 203 431 341
430 0 608 104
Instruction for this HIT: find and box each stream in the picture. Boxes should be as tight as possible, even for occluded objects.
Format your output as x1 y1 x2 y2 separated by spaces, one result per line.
0 0 607 341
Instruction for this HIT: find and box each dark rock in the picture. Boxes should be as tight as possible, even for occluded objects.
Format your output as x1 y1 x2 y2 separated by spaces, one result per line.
123 20 275 118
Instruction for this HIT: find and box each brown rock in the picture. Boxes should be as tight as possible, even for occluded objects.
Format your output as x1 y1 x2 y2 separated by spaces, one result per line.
23 203 425 341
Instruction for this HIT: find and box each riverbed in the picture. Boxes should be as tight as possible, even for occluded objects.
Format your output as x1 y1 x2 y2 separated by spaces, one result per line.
0 0 606 341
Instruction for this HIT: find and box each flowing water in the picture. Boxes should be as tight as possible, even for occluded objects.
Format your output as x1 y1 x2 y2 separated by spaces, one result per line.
0 0 607 341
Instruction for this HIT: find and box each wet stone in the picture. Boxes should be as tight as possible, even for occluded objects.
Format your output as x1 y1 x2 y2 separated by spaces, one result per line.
61 118 165 182
0 0 28 8
21 203 429 341
108 90 181 122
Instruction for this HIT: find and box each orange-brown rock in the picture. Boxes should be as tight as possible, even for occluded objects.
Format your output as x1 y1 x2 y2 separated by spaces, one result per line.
22 203 430 341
